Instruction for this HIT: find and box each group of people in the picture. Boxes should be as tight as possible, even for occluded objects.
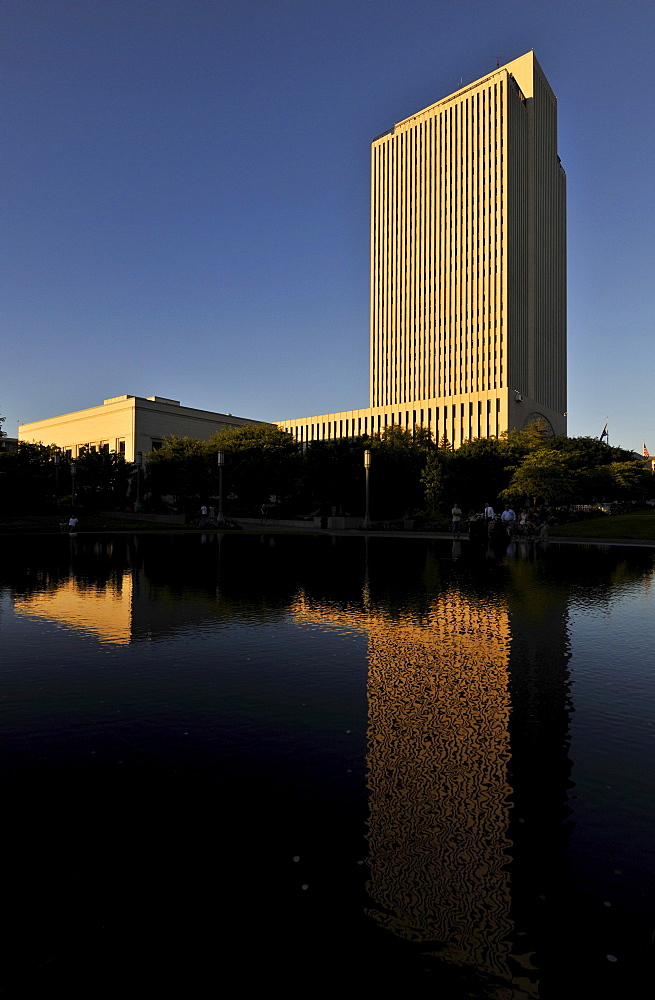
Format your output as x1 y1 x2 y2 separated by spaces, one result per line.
513 507 548 538
451 503 549 540
450 502 501 537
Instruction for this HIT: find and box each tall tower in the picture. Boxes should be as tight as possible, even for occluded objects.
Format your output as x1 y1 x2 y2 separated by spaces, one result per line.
369 52 566 441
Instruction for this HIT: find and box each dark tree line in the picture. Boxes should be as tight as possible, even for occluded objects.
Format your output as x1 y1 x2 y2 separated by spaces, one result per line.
144 423 654 522
1 423 652 521
0 444 131 513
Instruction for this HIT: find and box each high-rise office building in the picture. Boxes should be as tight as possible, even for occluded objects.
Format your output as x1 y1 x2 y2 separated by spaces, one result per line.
20 54 566 453
370 50 565 433
279 51 567 446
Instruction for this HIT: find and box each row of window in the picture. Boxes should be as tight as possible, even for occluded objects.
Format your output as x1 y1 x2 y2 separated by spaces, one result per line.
288 399 504 447
59 439 162 459
61 440 126 459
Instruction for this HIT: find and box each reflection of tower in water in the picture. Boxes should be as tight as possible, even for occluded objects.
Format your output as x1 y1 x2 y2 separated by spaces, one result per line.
293 549 574 996
362 554 574 995
364 594 531 990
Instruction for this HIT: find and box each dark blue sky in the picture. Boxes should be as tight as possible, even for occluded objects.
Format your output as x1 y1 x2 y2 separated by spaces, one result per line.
3 0 654 452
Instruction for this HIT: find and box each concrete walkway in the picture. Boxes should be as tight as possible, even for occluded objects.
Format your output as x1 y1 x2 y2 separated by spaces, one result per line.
236 520 655 548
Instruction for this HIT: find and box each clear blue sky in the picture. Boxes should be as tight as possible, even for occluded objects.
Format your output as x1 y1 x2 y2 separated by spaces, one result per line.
3 0 654 453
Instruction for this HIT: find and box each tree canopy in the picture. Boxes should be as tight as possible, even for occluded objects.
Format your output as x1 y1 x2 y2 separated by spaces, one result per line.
1 421 652 521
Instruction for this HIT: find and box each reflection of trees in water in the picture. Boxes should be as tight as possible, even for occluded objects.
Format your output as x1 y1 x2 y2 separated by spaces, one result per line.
509 542 655 602
3 533 652 618
0 535 134 599
2 534 334 632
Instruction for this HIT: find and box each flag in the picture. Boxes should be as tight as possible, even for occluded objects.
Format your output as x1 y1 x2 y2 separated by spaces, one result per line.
599 422 608 440
644 442 650 459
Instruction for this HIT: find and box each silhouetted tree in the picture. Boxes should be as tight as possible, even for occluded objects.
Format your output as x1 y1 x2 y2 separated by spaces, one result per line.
74 448 130 510
0 442 58 511
207 424 300 511
145 437 213 513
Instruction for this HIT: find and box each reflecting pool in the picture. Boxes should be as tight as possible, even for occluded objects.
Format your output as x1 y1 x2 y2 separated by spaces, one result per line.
1 533 654 996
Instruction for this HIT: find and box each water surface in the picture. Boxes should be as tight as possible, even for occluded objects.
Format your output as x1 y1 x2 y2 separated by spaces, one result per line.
1 533 654 996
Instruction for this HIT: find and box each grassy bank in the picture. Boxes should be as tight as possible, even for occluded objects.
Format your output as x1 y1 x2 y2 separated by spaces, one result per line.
551 510 655 542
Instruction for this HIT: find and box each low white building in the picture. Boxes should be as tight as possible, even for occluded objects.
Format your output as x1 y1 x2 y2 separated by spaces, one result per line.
19 395 267 463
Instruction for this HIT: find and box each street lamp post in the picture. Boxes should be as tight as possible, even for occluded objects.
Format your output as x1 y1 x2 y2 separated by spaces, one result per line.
216 450 225 526
70 462 77 507
363 449 372 529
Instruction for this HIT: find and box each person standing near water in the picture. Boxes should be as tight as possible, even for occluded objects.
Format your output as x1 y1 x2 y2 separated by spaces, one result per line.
501 504 516 535
451 503 462 537
484 503 495 537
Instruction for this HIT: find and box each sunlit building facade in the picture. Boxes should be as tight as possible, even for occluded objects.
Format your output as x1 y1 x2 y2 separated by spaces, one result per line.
278 51 566 447
18 394 264 463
